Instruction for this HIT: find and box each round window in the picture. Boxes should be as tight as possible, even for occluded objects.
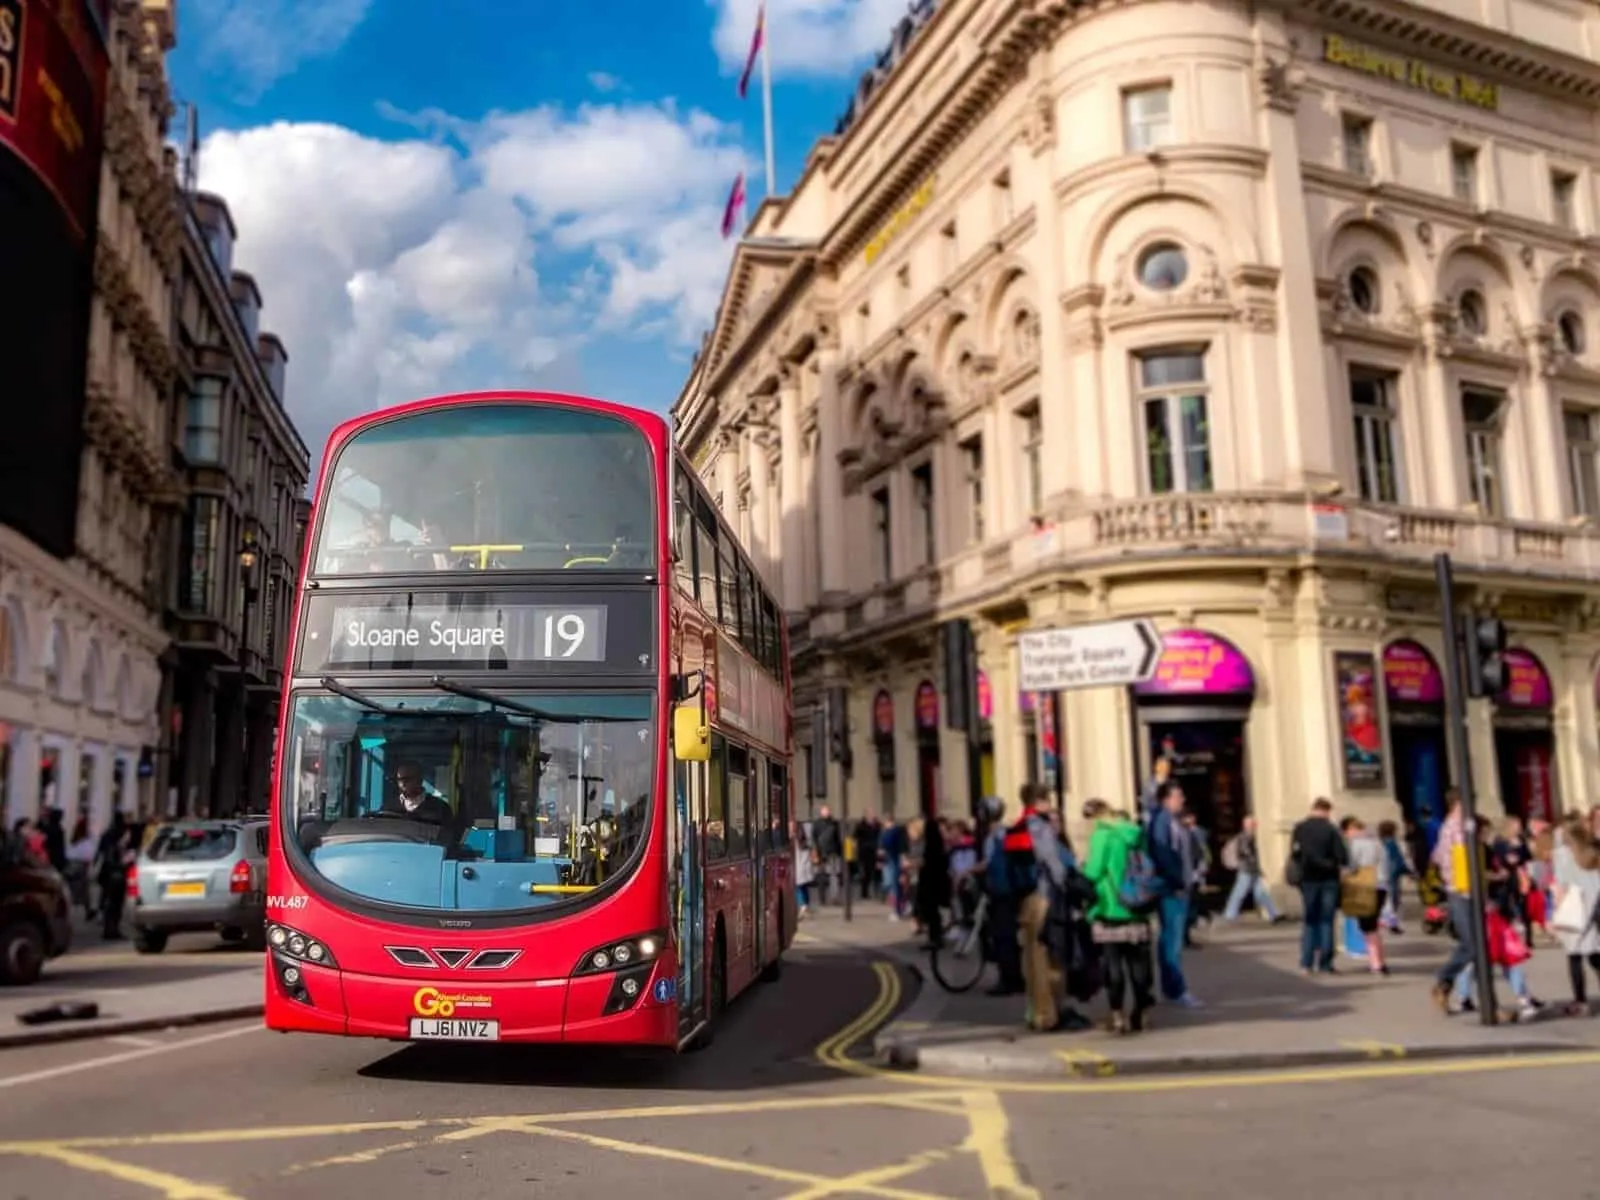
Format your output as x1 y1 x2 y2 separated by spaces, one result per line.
1458 289 1488 338
1348 267 1379 315
1558 310 1586 356
1136 243 1188 291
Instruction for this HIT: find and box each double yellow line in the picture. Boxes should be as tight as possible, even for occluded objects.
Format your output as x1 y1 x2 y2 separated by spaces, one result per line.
815 961 902 1070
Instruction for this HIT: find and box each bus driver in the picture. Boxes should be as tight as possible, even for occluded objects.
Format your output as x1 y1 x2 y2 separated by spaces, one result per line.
383 763 453 824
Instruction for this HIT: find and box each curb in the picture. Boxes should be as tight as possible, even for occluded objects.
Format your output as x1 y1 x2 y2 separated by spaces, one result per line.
0 1005 263 1050
875 1035 1584 1078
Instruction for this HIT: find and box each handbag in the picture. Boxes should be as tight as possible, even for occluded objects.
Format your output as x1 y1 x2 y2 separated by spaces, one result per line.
1552 885 1593 934
1340 865 1381 918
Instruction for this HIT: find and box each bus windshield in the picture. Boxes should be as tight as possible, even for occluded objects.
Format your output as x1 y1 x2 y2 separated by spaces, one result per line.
281 689 655 913
313 402 656 575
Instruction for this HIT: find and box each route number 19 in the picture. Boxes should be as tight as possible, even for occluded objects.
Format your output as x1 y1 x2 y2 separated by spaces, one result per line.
541 613 587 658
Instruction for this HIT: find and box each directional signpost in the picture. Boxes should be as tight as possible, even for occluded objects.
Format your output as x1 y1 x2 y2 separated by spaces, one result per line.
1017 618 1162 692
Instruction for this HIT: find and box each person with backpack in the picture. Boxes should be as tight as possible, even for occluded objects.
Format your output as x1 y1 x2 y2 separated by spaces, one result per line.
977 796 1026 996
1288 797 1349 975
1146 782 1203 1009
1221 815 1282 923
1003 783 1071 1030
1081 798 1156 1033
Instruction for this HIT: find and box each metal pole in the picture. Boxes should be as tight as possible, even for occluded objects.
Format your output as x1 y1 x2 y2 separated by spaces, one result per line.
758 5 777 198
239 584 252 817
839 752 852 923
1433 553 1498 1025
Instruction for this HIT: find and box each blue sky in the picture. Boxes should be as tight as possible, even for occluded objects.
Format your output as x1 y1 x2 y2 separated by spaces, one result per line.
170 0 910 468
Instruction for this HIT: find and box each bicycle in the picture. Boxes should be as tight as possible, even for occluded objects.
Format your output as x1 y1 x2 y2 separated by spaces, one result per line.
928 889 990 993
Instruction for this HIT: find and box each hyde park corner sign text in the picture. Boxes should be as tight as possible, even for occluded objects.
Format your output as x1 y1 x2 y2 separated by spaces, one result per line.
1017 619 1162 693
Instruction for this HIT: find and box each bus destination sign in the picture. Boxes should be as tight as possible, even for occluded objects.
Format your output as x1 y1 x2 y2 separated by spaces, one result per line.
297 590 653 675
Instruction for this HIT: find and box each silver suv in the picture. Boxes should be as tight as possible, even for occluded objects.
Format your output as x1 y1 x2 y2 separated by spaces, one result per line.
129 819 269 953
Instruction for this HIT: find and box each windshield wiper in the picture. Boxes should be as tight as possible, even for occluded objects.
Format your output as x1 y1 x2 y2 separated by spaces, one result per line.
428 676 633 724
319 677 404 715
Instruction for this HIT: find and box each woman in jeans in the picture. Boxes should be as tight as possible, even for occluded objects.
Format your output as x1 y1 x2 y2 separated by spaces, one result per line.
1552 811 1600 1017
1080 798 1154 1034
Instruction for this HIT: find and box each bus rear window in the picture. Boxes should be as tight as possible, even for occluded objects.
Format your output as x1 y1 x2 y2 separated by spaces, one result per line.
147 827 238 861
314 402 656 575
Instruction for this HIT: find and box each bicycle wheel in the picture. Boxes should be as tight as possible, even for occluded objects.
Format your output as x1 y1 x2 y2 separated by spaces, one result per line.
928 919 988 992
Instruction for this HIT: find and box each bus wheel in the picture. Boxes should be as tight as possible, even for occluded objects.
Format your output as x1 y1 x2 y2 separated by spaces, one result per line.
760 902 784 983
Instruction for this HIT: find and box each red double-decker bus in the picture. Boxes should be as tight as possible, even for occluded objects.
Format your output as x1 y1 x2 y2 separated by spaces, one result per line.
263 391 794 1049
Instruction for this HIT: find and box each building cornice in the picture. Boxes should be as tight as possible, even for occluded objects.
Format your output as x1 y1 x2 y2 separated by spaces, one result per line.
1284 0 1600 104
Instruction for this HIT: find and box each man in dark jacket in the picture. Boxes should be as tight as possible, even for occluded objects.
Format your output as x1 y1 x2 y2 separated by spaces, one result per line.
1147 782 1201 1008
1290 797 1348 974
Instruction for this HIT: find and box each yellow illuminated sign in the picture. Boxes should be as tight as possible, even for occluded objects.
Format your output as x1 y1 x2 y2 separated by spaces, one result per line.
863 176 936 266
412 987 491 1018
1323 34 1499 111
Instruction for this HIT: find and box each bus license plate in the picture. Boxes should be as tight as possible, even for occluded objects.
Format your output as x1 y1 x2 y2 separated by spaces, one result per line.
408 1018 500 1040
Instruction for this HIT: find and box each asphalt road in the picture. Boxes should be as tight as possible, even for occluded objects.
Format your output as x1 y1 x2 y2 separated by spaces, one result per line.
2 936 1598 1199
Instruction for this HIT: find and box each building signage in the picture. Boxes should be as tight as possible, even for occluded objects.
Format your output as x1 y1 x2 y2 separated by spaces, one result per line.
863 176 935 265
1018 619 1162 692
975 670 992 723
914 680 939 731
872 689 894 740
297 590 654 675
1132 629 1255 698
1322 34 1499 111
1382 640 1443 705
1333 650 1385 791
1497 648 1553 711
0 0 110 243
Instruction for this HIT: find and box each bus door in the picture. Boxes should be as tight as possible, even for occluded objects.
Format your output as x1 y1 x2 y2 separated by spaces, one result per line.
751 756 767 970
674 758 705 1034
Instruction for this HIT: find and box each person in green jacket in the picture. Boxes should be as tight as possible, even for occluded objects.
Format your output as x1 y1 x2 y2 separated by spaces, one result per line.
1081 799 1155 1034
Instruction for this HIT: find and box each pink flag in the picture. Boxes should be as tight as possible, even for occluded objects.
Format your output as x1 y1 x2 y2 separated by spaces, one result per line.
737 5 765 99
721 174 747 239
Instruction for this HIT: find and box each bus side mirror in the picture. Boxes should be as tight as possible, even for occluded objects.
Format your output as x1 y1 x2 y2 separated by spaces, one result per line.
673 705 711 763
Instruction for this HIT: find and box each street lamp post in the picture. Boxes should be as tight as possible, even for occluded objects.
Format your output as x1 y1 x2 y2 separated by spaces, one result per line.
237 526 258 817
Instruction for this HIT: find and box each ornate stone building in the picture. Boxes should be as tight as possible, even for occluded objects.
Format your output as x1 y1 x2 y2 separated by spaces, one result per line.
0 0 182 826
674 0 1600 874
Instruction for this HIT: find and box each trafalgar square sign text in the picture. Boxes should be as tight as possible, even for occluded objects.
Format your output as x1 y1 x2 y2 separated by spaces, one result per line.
1018 619 1162 692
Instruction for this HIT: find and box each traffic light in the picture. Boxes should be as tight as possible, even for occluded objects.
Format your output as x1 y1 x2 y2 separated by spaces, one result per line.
809 707 828 799
941 619 977 736
1464 616 1507 698
827 686 853 775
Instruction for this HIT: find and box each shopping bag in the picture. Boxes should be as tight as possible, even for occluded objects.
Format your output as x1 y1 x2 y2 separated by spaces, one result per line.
1340 866 1381 918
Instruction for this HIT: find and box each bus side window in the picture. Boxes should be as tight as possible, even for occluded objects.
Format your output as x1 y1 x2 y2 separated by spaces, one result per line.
674 469 697 597
725 745 750 859
693 494 718 610
706 735 728 860
769 760 789 849
717 533 739 638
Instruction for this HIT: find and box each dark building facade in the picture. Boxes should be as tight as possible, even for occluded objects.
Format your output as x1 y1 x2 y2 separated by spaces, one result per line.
160 189 309 818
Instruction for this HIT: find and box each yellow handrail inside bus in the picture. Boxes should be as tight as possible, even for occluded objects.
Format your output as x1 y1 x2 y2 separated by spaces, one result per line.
528 884 597 895
448 543 525 569
563 555 612 568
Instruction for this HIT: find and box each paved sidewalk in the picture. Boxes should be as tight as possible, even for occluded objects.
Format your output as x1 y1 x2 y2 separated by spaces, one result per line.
801 901 1600 1077
0 947 262 1048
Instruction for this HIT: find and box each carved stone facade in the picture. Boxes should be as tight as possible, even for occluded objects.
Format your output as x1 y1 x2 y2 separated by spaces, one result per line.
0 0 181 827
674 0 1600 875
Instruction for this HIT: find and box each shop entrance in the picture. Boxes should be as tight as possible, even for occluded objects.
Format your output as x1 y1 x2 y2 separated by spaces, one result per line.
1381 641 1450 828
1133 628 1256 881
1491 648 1558 824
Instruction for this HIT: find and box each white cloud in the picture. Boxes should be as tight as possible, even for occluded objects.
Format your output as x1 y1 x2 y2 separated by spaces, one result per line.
197 102 745 462
187 0 374 94
587 71 622 93
709 0 910 78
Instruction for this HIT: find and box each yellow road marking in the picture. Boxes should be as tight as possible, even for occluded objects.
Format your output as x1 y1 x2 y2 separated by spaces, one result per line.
13 1145 244 1200
500 1118 956 1200
780 1148 957 1200
1056 1049 1115 1078
283 1138 426 1175
1339 1039 1406 1060
958 1090 1040 1199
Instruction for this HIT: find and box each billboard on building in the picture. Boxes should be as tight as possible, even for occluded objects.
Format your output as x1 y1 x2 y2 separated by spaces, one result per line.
0 0 111 559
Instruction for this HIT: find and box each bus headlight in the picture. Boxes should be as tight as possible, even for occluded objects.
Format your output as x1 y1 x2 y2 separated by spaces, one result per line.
267 923 338 969
573 932 664 977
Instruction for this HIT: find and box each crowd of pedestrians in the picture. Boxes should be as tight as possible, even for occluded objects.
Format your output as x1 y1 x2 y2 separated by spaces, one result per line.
794 761 1600 1039
1 808 141 939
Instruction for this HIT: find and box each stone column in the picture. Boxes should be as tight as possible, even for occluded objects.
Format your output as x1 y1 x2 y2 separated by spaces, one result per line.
89 746 115 831
816 345 847 598
778 367 804 611
6 728 41 823
1518 330 1566 521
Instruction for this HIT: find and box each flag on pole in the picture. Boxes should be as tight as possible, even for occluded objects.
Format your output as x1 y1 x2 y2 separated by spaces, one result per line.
737 4 765 99
721 173 747 239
